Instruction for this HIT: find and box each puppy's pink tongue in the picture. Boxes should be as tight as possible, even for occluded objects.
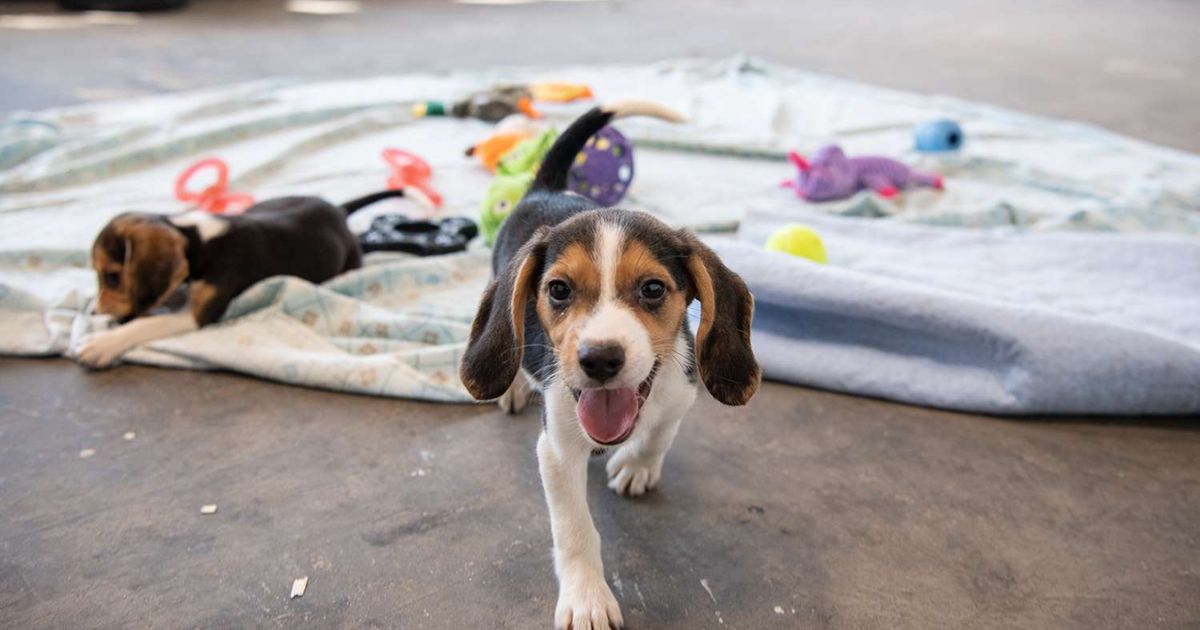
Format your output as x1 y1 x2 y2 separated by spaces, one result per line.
576 388 638 444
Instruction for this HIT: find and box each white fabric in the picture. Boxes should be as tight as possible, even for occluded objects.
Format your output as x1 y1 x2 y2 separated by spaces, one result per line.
2 58 1198 407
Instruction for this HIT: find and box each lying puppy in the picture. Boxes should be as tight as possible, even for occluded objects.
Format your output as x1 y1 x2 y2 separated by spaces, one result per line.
75 190 405 369
460 102 761 628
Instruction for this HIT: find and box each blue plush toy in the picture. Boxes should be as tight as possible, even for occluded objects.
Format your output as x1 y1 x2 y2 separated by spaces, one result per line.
914 120 964 153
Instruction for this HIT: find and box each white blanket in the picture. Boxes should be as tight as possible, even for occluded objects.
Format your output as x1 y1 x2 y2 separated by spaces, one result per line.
2 58 1198 407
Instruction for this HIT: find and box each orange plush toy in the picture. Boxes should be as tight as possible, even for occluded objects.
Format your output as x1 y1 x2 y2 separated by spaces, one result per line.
465 132 532 172
464 115 546 172
530 82 593 102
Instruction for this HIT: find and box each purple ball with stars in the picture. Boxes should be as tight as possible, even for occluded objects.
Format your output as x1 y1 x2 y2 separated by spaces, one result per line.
568 125 634 207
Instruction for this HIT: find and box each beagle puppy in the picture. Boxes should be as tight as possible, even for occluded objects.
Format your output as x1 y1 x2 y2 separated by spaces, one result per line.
75 190 405 369
460 102 761 629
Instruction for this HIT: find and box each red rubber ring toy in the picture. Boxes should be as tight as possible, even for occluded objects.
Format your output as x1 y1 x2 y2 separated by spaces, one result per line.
175 158 254 215
382 148 443 209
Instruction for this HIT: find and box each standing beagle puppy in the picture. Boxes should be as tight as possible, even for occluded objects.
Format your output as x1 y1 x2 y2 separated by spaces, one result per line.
75 190 405 369
460 102 761 629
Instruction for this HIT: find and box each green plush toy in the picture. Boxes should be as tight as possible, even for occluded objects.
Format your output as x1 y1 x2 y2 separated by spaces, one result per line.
480 172 534 244
480 128 559 244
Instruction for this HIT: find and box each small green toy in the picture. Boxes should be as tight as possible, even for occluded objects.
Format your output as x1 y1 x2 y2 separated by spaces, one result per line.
480 128 559 243
765 224 827 263
499 128 558 177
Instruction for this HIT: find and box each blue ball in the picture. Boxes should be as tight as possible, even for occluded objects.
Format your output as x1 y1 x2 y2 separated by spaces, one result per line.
914 119 964 153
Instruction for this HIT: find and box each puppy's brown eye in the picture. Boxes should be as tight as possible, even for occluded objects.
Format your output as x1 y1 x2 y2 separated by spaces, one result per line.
640 279 666 300
548 280 572 303
103 272 121 288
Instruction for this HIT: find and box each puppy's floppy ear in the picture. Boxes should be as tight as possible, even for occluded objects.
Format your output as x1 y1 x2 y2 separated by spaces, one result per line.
118 219 188 315
460 234 547 400
680 231 761 405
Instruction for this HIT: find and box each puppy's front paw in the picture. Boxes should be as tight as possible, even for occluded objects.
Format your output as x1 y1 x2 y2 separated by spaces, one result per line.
606 448 664 497
73 330 129 370
555 570 623 630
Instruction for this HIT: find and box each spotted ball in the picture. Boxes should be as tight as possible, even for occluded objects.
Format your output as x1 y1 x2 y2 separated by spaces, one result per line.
568 126 635 207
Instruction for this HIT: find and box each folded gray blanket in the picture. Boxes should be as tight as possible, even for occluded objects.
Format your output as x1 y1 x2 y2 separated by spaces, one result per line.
710 207 1200 415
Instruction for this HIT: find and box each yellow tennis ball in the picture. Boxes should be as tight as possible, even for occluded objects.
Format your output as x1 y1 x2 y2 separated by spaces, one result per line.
765 224 827 263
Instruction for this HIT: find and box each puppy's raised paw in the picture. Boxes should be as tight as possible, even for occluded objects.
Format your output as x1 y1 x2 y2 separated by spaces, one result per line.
555 570 623 630
606 448 664 498
73 330 129 370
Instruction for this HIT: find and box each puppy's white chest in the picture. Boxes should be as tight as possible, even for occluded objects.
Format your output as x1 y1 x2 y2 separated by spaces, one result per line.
170 210 229 242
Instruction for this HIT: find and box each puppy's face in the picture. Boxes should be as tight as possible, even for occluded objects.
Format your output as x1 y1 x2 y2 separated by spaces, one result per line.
461 210 761 445
537 222 686 386
91 214 189 322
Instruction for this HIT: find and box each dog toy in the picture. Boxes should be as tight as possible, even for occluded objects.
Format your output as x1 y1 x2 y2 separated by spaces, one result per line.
359 215 479 256
529 82 593 102
567 125 634 207
480 129 560 243
783 144 943 202
413 85 542 123
499 128 558 177
382 148 443 210
465 115 546 172
915 119 964 152
478 124 636 243
175 158 255 215
479 171 538 245
466 132 532 172
765 224 827 264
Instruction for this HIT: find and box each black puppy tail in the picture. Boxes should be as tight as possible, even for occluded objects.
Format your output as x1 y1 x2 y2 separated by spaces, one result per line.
340 189 406 215
530 100 686 194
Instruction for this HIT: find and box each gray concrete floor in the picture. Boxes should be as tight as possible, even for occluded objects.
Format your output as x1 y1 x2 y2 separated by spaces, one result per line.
3 360 1199 629
2 1 1200 629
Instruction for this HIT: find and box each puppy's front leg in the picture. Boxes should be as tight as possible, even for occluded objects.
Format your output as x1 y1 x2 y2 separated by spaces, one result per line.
605 407 685 498
538 416 623 629
75 312 197 369
609 336 699 497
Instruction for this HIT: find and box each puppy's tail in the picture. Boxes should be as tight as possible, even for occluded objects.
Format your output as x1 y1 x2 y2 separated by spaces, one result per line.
340 189 406 215
530 100 686 194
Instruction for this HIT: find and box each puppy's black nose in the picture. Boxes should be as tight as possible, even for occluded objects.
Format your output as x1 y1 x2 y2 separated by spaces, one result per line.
579 343 625 382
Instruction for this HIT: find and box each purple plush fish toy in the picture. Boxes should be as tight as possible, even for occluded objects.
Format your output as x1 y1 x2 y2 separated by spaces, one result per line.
783 144 943 201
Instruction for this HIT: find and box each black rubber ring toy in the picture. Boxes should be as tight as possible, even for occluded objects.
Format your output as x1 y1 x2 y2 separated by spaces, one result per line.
359 215 479 256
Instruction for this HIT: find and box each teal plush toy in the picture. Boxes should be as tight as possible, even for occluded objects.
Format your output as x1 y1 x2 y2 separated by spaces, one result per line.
480 128 559 243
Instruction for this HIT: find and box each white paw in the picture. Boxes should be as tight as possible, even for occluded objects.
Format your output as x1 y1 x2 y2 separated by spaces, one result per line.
73 330 129 369
555 570 624 630
497 374 533 414
606 448 664 497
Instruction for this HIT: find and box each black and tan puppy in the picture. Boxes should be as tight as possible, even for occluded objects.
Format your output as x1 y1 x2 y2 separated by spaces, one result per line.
460 102 761 628
74 190 404 368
